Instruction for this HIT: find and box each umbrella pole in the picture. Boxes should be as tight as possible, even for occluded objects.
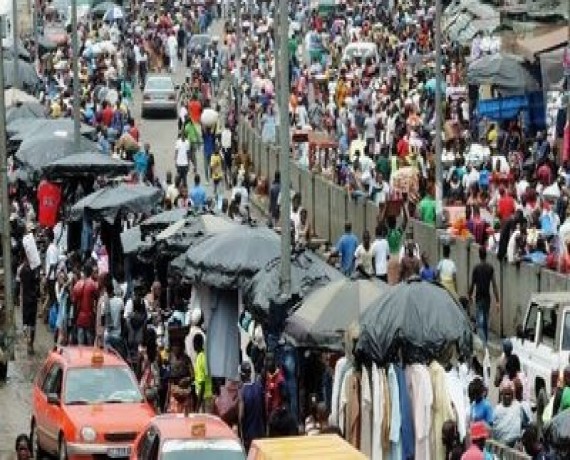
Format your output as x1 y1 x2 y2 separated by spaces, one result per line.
277 0 291 298
11 0 18 88
0 18 16 373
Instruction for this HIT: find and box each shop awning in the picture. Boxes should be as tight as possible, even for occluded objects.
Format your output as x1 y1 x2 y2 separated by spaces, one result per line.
540 47 565 91
516 27 566 60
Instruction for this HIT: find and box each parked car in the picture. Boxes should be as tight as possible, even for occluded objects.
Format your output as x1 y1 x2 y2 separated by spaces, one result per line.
31 346 155 459
142 74 178 118
510 292 570 401
131 413 245 459
186 33 212 64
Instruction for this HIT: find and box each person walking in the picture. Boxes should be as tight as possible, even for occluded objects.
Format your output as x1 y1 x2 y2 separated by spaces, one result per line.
268 171 281 227
190 174 207 211
238 361 265 452
193 333 213 413
468 246 500 347
18 251 40 355
371 225 390 282
175 131 191 187
14 434 32 460
329 222 359 276
72 264 99 346
437 244 458 299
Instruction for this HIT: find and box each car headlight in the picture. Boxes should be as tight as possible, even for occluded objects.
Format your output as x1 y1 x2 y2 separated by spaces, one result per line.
80 426 97 442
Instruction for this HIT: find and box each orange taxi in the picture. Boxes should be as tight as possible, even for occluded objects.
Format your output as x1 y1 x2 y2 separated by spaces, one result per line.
31 346 156 459
131 413 246 460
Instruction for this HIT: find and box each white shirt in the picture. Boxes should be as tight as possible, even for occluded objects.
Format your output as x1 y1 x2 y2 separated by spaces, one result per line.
175 138 190 167
221 128 232 149
371 238 389 276
45 242 59 281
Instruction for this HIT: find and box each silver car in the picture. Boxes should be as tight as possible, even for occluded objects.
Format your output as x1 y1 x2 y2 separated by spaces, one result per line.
141 74 178 118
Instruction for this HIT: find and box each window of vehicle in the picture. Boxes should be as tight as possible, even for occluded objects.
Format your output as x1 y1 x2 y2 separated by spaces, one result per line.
162 440 245 460
138 427 160 460
524 304 538 341
540 308 557 347
41 363 63 396
146 78 174 91
64 366 143 405
561 312 570 351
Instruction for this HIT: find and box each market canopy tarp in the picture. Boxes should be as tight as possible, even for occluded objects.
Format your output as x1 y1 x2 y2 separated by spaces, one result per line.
70 184 163 223
140 208 189 233
242 249 344 315
4 88 38 107
175 225 281 289
285 279 387 350
5 101 45 123
467 54 539 93
3 59 40 89
355 278 473 364
43 152 132 179
8 118 96 140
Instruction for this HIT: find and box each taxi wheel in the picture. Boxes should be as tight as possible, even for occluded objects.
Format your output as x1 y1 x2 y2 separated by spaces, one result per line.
58 436 68 460
30 421 47 458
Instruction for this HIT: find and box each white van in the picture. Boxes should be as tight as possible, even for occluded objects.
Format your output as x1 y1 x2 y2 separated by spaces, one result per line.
341 41 379 63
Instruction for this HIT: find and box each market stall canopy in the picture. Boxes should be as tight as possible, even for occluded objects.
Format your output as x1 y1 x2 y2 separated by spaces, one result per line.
5 101 45 124
121 225 147 255
15 133 101 173
2 38 31 61
285 279 387 350
5 88 38 107
70 184 163 223
43 152 132 179
3 59 40 89
467 54 539 93
8 118 96 139
242 249 344 315
175 225 280 289
140 208 189 233
540 47 565 91
355 278 473 364
516 27 566 61
544 408 570 449
92 1 118 15
103 5 124 21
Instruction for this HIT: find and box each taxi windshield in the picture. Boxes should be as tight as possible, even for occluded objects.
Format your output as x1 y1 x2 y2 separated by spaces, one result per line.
162 439 245 460
64 366 143 405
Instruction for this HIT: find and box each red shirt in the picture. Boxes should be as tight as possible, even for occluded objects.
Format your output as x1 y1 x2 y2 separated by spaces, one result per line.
397 137 409 158
37 180 62 228
129 125 140 142
72 278 99 328
265 368 285 416
497 195 516 222
537 164 552 186
188 100 202 124
461 445 484 460
101 106 114 127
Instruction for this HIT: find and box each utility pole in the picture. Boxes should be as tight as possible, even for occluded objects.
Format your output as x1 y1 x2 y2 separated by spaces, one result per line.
11 0 18 88
434 0 444 227
277 0 291 297
566 0 570 146
71 0 80 149
0 16 15 371
235 0 242 118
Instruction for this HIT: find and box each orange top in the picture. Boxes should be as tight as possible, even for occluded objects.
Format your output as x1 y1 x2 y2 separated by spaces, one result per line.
188 99 202 123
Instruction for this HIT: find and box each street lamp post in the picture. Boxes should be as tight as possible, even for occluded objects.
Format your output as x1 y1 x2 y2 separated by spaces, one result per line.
11 0 19 88
277 0 291 297
71 0 80 149
434 0 444 227
0 16 16 374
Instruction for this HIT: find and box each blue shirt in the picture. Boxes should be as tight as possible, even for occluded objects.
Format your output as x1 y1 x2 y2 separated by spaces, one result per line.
471 398 494 426
133 151 148 176
190 185 207 210
336 232 358 275
420 265 436 282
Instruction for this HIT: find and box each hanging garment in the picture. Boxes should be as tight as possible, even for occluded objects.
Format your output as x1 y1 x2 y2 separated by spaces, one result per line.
406 364 433 460
387 364 402 460
381 369 392 455
330 356 350 427
346 371 362 449
446 366 468 442
360 366 373 457
395 364 415 460
371 363 384 460
339 367 353 436
429 361 456 460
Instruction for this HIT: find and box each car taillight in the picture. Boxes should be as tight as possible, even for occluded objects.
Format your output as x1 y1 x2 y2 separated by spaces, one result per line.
143 95 150 101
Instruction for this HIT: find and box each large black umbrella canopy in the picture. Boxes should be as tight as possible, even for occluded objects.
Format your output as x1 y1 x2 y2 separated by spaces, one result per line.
8 118 96 140
544 410 570 452
285 279 387 350
243 249 345 315
179 225 281 289
15 133 100 173
355 278 473 365
70 184 163 223
467 54 538 93
3 59 40 89
43 152 132 179
5 102 46 124
140 208 190 233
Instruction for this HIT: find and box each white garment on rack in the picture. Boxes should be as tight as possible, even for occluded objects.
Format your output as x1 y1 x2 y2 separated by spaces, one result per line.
339 367 353 436
360 366 372 457
371 363 383 460
330 356 349 427
446 367 468 441
387 364 402 460
406 364 433 460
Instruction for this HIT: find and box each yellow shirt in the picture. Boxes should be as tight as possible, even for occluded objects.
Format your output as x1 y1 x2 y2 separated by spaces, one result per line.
194 351 213 399
210 154 223 181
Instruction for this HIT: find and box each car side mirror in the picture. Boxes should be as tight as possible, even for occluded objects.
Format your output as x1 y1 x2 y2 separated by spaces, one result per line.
47 393 60 405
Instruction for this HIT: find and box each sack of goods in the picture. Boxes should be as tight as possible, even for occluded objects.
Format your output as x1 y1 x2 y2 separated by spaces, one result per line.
200 108 219 128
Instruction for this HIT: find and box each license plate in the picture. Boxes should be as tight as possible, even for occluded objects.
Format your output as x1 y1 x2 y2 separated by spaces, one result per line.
153 95 166 100
107 447 131 458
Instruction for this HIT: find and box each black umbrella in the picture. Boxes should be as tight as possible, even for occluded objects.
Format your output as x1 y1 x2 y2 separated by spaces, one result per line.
176 225 281 289
355 277 473 364
15 134 100 173
3 59 40 89
8 118 96 140
140 208 190 233
242 249 344 315
70 184 163 223
43 152 132 179
544 410 570 453
5 102 46 124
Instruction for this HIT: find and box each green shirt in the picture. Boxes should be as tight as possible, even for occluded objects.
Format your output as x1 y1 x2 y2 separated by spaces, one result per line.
194 351 213 399
376 156 391 181
560 386 570 412
419 196 436 225
387 228 403 254
184 121 201 144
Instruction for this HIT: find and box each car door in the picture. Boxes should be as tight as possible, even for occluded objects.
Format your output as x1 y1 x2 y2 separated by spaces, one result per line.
42 363 64 453
528 308 559 399
33 361 53 451
512 303 538 383
137 426 160 460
